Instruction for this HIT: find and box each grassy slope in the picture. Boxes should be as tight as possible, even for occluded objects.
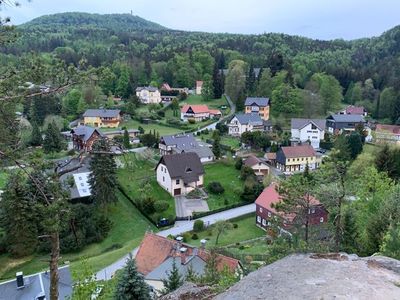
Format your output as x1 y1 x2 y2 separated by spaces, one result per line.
204 160 244 210
0 192 156 280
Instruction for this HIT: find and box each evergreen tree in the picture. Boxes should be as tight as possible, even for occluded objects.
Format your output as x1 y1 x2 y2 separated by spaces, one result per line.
123 129 131 149
246 62 256 93
43 121 63 153
212 58 224 99
346 132 363 160
89 138 118 207
202 74 213 101
0 172 39 257
30 121 43 146
212 131 221 159
380 223 400 260
341 207 359 254
162 258 183 294
114 254 151 300
203 248 220 284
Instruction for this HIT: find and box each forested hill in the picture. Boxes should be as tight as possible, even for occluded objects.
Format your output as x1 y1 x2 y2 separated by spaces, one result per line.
19 12 167 32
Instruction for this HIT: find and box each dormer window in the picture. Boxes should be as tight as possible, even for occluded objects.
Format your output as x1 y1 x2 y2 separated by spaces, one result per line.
185 167 192 173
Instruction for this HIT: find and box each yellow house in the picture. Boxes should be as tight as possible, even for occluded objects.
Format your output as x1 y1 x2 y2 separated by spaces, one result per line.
245 97 270 120
82 109 121 128
276 145 320 173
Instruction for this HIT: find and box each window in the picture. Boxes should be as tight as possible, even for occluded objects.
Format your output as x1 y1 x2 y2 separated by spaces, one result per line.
259 207 263 213
320 217 324 223
262 219 266 226
267 221 271 226
176 179 180 184
257 216 261 223
311 208 315 214
161 166 163 172
268 212 272 217
163 176 165 182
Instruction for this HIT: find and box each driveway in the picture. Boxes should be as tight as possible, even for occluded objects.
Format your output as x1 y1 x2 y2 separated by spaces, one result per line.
95 203 255 281
175 195 209 218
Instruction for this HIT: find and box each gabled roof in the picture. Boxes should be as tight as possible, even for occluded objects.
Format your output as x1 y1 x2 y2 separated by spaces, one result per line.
345 105 366 115
244 155 266 167
136 233 240 277
233 113 263 126
245 97 270 107
181 104 210 114
71 125 104 142
182 145 214 160
279 145 316 159
157 153 204 183
327 114 365 123
291 118 326 131
83 109 121 118
160 133 197 149
376 124 400 134
136 86 159 92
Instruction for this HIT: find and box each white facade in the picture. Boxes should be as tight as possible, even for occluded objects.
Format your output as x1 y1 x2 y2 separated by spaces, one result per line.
180 111 209 122
228 116 257 136
136 88 161 104
291 123 325 149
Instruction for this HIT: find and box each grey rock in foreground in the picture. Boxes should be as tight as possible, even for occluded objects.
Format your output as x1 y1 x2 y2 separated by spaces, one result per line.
216 253 400 300
160 282 215 300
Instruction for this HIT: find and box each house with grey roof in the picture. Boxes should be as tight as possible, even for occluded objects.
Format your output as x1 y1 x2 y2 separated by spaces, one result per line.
228 113 264 136
82 109 121 128
136 86 161 104
159 134 214 163
291 118 326 149
245 97 270 120
71 125 104 152
326 114 366 134
156 152 204 196
0 265 72 300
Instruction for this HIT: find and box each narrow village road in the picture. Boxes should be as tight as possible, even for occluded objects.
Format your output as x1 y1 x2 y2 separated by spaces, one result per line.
96 203 255 281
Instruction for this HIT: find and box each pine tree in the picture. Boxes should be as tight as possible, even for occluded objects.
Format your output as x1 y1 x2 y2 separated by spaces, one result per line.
246 62 256 93
123 129 131 149
212 131 221 159
114 254 151 300
203 249 220 284
43 121 63 153
0 172 39 257
341 208 359 253
30 121 43 146
89 138 118 207
162 258 183 294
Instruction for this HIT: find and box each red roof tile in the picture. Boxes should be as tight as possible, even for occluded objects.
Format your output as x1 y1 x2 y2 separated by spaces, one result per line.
345 105 366 115
181 104 210 114
281 145 316 158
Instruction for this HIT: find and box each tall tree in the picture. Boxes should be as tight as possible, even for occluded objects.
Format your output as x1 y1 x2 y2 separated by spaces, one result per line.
214 220 233 245
43 121 63 153
212 130 222 159
256 68 273 98
89 138 118 207
114 254 151 300
162 258 183 294
30 121 43 146
123 129 131 149
246 62 256 93
212 57 224 99
201 74 213 101
224 60 246 107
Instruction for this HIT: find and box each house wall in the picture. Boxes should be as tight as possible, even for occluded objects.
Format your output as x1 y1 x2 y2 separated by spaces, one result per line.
375 132 400 145
277 155 318 173
156 163 173 195
291 124 324 149
251 163 269 176
83 116 120 128
181 112 209 122
245 105 270 120
137 90 161 104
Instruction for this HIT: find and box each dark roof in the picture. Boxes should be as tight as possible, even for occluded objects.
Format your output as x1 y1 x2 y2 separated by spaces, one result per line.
182 145 214 160
71 125 104 142
327 114 365 123
157 153 204 183
233 113 263 126
291 118 326 131
160 133 197 149
244 155 263 167
245 97 270 107
136 86 159 92
83 109 121 118
0 265 72 300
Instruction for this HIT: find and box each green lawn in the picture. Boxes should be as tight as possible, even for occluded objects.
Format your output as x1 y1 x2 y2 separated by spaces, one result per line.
183 95 229 112
185 214 265 248
204 160 244 210
199 133 241 150
0 191 156 280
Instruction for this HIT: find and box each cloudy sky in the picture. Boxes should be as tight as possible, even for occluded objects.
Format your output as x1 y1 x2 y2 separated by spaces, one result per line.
2 0 399 40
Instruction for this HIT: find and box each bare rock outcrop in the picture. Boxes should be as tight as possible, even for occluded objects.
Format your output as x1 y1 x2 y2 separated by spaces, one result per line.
159 282 215 300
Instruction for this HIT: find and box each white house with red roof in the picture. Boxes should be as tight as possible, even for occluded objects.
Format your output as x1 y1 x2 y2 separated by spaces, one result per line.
180 104 221 122
255 183 328 231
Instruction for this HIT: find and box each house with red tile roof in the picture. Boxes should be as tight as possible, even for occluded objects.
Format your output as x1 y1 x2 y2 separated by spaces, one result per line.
339 105 367 116
375 124 400 145
135 233 242 292
276 145 320 173
243 155 269 177
255 183 328 231
180 104 221 122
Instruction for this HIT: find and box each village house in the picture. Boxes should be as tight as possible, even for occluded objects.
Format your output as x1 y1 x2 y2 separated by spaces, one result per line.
228 113 264 136
291 118 326 149
339 105 368 116
243 155 269 177
103 129 140 144
326 114 366 134
180 104 221 122
161 83 189 94
195 80 203 95
159 133 214 163
374 124 400 145
156 152 205 196
71 125 104 152
0 265 72 300
276 145 320 173
255 183 328 231
82 109 121 128
136 86 162 104
135 233 242 293
244 97 270 120
265 152 277 167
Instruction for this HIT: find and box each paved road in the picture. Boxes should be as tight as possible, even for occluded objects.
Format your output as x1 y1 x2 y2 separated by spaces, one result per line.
96 203 255 281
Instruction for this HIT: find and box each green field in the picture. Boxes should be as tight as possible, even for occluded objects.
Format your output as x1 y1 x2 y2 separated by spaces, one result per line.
0 191 156 280
185 214 265 247
182 95 230 112
204 160 244 210
199 133 241 150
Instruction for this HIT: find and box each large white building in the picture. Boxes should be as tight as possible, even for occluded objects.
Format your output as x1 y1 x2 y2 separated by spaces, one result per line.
228 113 264 136
291 118 326 149
136 86 162 104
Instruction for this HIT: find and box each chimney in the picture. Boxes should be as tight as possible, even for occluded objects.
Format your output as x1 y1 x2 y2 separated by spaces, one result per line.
179 247 188 265
176 236 183 244
200 239 207 249
16 272 24 289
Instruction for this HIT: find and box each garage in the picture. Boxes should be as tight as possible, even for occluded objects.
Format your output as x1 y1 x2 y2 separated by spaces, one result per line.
174 188 181 196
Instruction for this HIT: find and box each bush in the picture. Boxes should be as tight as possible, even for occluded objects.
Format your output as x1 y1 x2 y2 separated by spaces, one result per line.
67 149 76 156
233 223 238 229
192 233 199 240
235 158 243 170
154 200 169 213
157 110 165 117
239 245 245 250
224 199 229 205
208 181 225 194
193 219 205 232
188 119 196 124
182 232 191 242
138 197 156 214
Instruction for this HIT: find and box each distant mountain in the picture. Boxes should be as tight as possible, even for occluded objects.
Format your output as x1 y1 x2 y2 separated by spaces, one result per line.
19 12 167 32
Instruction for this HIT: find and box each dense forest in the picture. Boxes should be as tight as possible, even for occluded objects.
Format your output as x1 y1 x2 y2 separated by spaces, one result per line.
0 12 400 124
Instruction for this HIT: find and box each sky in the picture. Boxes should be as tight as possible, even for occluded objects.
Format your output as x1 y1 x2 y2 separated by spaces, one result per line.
1 0 400 40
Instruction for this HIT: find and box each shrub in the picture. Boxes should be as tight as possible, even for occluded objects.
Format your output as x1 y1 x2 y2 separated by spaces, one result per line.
239 245 245 250
192 233 199 240
187 188 203 199
207 230 213 236
193 220 205 232
138 196 155 214
167 234 175 240
235 158 243 170
233 223 238 229
67 149 76 156
188 119 196 124
182 232 191 242
224 199 229 205
154 200 170 213
208 181 225 194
